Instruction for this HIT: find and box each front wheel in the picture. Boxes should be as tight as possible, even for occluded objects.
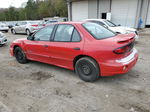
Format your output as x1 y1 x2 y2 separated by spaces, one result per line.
14 47 28 64
75 57 100 82
11 29 16 34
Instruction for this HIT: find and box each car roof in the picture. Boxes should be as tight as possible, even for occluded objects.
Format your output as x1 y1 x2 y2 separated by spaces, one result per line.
55 21 84 25
84 19 107 22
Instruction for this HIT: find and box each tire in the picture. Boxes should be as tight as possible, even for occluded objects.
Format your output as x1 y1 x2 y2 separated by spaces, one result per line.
26 29 31 36
11 29 16 34
75 57 100 82
14 47 28 64
5 30 8 33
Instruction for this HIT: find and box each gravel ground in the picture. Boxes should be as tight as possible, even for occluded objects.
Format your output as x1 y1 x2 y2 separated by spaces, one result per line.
0 29 150 112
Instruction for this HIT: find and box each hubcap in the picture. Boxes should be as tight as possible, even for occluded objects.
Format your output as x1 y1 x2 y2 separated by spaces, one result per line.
13 30 15 34
27 30 30 35
17 51 23 60
81 64 91 75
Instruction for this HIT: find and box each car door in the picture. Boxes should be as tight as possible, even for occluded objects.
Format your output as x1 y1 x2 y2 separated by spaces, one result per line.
14 22 22 33
25 25 55 64
48 24 84 69
19 22 27 33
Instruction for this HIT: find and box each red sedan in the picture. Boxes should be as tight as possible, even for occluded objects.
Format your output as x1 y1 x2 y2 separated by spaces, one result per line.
10 22 138 82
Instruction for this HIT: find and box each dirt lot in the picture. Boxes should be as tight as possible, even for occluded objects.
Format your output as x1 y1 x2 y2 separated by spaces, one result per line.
0 29 150 112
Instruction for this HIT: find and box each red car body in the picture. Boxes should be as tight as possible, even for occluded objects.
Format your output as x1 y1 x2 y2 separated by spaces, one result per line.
10 22 138 77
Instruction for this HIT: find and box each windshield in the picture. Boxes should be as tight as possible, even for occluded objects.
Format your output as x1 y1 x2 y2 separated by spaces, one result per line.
82 22 116 40
105 20 117 27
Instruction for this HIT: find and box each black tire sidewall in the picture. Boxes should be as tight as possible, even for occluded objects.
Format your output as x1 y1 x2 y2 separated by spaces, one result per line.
14 47 28 64
12 29 16 34
26 29 31 36
75 57 100 82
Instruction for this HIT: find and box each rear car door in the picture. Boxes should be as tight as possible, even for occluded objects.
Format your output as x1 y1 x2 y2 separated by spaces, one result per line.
48 24 84 69
25 25 55 63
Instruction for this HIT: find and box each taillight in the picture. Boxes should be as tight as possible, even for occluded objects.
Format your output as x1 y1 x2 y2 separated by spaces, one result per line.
113 42 134 54
113 46 130 54
31 24 38 27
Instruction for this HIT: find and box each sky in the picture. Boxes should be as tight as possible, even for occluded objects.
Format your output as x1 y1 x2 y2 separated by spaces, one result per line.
0 0 28 8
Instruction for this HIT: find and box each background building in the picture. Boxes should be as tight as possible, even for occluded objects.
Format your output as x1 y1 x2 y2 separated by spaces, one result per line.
67 0 150 28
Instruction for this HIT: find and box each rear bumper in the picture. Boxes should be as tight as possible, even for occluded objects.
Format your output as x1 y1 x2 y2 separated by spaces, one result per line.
100 48 138 76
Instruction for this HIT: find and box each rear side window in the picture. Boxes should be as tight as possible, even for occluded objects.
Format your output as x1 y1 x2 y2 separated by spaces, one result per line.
82 22 116 40
54 24 81 42
54 25 74 42
72 29 81 42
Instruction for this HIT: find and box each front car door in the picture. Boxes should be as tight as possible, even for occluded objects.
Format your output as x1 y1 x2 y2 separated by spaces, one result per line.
48 24 84 70
25 25 55 64
20 22 27 33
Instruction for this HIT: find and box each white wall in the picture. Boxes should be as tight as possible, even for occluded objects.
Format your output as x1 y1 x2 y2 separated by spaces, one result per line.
72 1 88 21
111 0 138 27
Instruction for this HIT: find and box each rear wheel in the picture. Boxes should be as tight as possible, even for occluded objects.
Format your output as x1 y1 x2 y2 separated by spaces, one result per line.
14 47 28 64
75 57 100 82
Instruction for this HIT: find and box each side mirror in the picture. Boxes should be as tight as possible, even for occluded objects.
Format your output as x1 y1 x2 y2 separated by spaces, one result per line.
27 36 34 40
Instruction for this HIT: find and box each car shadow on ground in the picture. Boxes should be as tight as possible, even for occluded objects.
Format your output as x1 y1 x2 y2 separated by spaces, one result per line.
26 60 139 84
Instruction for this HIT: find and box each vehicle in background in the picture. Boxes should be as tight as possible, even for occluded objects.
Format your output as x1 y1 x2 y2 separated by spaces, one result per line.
44 20 58 26
0 22 9 32
10 22 138 82
84 19 139 40
11 21 41 36
7 22 17 29
43 17 67 22
0 32 7 46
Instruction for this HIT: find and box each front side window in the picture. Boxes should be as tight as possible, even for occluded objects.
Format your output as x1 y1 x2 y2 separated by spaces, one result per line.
21 22 27 25
83 22 116 39
34 25 54 41
54 25 74 42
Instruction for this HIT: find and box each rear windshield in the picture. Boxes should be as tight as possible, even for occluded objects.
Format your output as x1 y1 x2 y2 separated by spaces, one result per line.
82 22 116 40
105 20 117 27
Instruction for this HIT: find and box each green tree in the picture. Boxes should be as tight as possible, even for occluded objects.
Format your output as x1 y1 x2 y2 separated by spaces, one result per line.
0 0 68 21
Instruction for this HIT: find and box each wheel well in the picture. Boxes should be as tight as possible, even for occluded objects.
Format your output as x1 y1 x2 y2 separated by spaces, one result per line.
26 29 30 31
73 55 99 68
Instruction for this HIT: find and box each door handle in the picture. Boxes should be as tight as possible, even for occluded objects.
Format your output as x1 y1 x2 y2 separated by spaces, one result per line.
73 47 80 50
43 45 49 47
